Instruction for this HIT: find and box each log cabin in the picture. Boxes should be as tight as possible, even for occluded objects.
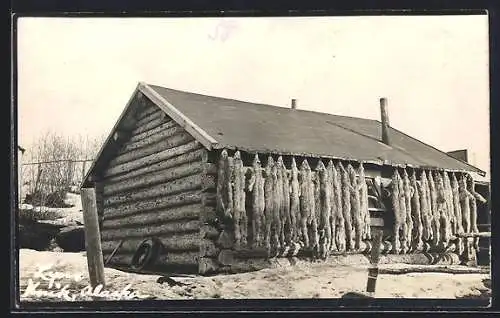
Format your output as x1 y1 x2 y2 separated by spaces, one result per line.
81 82 489 275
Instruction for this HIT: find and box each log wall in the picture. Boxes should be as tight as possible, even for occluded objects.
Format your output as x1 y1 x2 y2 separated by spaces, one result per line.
206 149 484 274
97 103 211 273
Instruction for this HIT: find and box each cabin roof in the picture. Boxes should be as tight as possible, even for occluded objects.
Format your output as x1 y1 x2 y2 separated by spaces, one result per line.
81 82 486 187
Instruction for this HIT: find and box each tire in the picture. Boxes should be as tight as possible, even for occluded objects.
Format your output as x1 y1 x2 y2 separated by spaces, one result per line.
130 237 162 271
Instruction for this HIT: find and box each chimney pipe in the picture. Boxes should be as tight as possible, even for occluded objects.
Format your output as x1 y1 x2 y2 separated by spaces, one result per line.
380 97 391 145
291 99 297 109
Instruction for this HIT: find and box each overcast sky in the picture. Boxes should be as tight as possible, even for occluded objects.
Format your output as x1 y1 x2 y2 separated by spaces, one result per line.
17 15 490 177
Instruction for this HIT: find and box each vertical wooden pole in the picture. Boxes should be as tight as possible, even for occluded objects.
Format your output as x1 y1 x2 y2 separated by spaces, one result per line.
81 187 106 288
367 217 384 295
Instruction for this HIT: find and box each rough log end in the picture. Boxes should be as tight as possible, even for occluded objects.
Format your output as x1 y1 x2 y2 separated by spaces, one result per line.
217 249 234 266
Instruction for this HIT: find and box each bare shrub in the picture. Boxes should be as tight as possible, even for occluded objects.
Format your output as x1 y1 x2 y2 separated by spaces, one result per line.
21 130 106 208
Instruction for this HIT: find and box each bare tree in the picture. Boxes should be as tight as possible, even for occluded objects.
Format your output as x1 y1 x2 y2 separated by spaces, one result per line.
22 130 106 207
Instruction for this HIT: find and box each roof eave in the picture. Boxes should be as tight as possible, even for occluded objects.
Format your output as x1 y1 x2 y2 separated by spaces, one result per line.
377 121 487 177
138 82 218 151
211 143 485 176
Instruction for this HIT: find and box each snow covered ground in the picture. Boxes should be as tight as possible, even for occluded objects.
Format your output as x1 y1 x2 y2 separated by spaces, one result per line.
17 192 491 303
19 249 491 302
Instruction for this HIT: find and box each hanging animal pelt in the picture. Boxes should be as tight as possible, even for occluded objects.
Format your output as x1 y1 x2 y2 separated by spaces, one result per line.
216 150 229 219
232 151 246 248
391 169 402 254
358 163 370 241
339 162 355 251
428 171 440 248
397 170 409 254
309 168 320 255
299 159 313 248
280 158 292 246
247 154 265 248
263 156 275 255
290 157 301 244
419 170 433 242
317 161 332 258
348 164 363 251
334 162 346 252
271 160 282 254
459 174 471 234
435 171 450 248
410 170 424 251
402 169 413 253
451 173 465 255
416 174 428 242
275 156 286 250
326 160 338 252
219 150 235 221
443 172 455 234
466 174 480 251
459 174 475 260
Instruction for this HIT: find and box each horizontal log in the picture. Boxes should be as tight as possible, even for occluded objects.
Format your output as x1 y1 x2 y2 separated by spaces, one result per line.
107 251 200 267
101 232 201 253
134 109 165 128
233 247 269 259
128 120 177 144
111 131 195 166
103 191 202 219
453 232 491 238
131 116 166 136
102 204 202 229
137 104 159 120
103 141 202 178
202 192 217 207
107 264 199 276
198 257 220 275
121 124 186 153
377 253 432 265
217 249 234 266
105 148 205 184
378 264 488 275
154 251 202 266
101 219 200 241
103 174 203 207
103 161 204 196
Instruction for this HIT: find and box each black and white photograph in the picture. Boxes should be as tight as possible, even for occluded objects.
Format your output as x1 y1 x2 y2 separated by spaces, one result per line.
13 13 491 307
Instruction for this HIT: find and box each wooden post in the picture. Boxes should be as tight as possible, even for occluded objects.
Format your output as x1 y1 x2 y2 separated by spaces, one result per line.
366 217 384 294
81 187 106 288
